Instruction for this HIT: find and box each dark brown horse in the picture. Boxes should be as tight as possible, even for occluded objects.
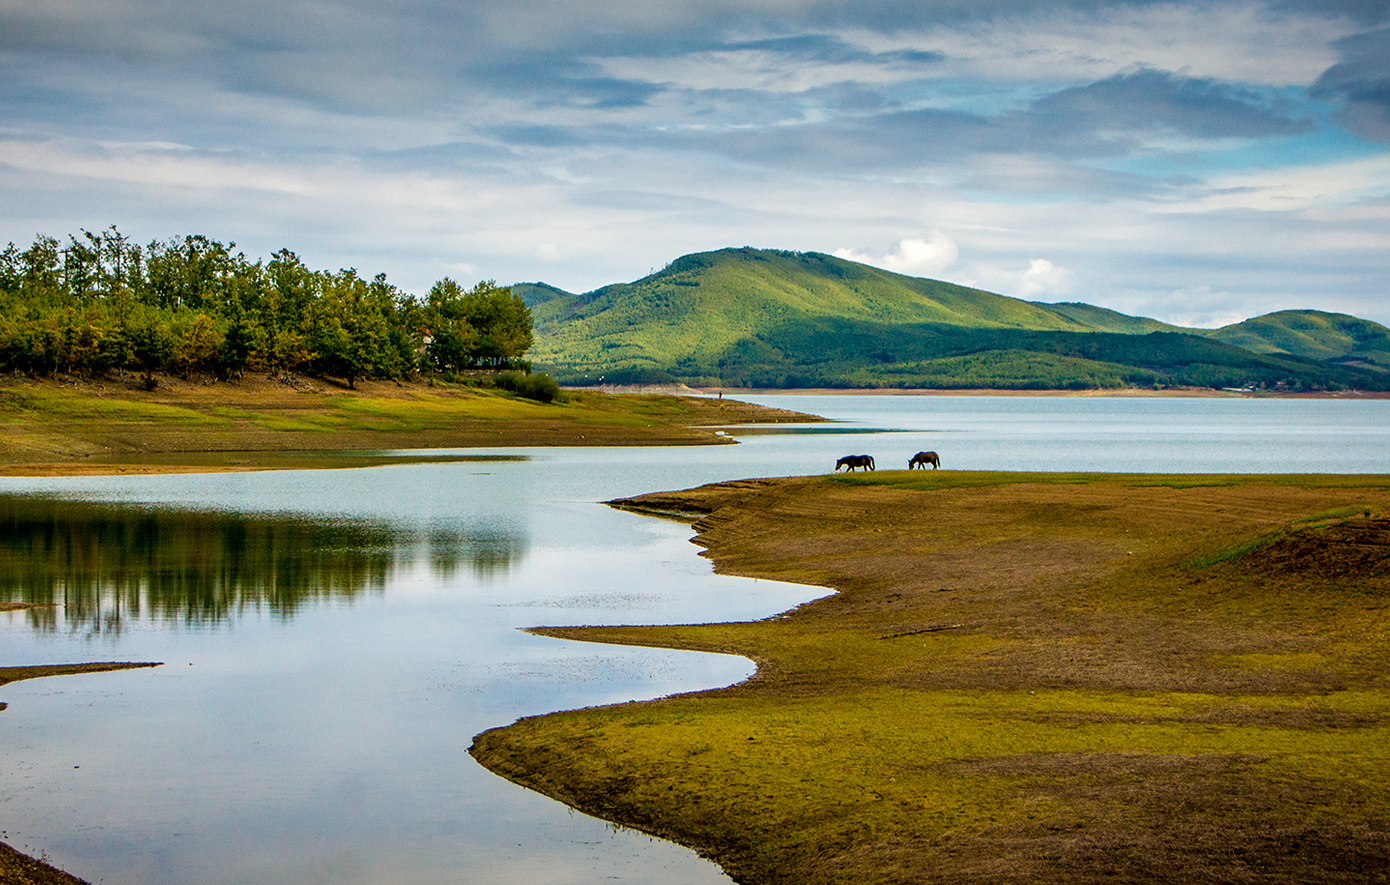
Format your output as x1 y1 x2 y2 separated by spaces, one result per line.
908 451 940 470
835 454 875 472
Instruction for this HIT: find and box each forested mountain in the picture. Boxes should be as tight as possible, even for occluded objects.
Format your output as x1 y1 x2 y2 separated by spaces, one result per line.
519 247 1390 391
0 228 533 388
1206 310 1390 372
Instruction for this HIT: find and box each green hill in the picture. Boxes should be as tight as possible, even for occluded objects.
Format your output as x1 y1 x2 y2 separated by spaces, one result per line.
1205 310 1390 372
510 282 575 309
523 248 1390 391
1033 301 1184 334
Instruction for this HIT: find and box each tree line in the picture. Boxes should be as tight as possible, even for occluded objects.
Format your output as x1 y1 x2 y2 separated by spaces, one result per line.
0 226 534 388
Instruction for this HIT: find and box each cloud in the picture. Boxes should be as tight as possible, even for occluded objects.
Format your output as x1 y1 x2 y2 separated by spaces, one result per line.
1153 285 1248 329
1311 27 1390 144
1154 155 1390 212
1015 258 1072 298
833 234 959 275
0 0 1387 331
1028 69 1314 141
838 2 1361 93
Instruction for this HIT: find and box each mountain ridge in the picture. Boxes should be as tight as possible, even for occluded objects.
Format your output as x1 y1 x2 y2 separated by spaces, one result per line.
513 248 1390 390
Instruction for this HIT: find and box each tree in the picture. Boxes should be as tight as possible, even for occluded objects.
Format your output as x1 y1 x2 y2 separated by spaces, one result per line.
306 270 399 388
459 280 532 366
146 235 236 311
422 278 479 372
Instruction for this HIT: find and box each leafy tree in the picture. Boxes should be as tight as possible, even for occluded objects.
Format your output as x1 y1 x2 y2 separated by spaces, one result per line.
0 228 539 385
422 278 480 372
146 235 236 311
307 270 401 388
461 280 533 365
171 313 223 377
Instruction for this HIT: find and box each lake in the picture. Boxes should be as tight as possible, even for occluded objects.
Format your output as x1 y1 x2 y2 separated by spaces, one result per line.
2 394 1389 884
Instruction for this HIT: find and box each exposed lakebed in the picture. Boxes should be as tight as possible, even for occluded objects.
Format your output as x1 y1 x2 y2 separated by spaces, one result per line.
3 394 1389 884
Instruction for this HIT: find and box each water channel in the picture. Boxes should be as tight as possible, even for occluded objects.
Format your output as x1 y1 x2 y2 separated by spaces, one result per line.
2 394 1389 884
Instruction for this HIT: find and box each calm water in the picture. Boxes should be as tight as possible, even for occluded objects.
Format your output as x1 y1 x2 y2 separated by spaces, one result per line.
2 394 1388 884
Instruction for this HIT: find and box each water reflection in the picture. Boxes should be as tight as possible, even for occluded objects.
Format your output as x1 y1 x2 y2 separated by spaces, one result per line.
0 496 528 632
427 525 528 579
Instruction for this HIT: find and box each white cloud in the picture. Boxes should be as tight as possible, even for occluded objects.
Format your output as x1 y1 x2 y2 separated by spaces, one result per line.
595 48 925 95
959 256 1073 299
1158 155 1390 213
1015 258 1072 297
833 234 959 276
1155 285 1249 328
844 2 1356 88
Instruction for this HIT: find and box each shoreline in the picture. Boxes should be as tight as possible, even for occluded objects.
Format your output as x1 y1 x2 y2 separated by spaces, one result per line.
0 662 163 884
688 386 1390 398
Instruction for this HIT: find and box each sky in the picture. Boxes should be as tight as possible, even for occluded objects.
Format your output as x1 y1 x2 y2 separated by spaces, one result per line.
2 0 1388 328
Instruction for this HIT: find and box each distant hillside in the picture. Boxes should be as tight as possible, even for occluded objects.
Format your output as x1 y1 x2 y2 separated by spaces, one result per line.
1206 310 1390 372
527 248 1091 371
511 282 575 309
1034 302 1183 335
521 248 1390 391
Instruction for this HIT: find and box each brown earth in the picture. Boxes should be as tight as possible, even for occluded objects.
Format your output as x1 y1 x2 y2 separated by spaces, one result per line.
473 471 1390 885
0 842 90 885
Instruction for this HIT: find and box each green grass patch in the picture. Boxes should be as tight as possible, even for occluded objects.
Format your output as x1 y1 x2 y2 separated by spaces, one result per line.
245 414 342 432
0 389 226 425
1185 532 1283 568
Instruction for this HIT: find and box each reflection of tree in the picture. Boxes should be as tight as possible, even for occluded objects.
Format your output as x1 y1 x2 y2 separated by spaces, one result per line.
0 497 533 633
0 497 401 633
426 525 529 580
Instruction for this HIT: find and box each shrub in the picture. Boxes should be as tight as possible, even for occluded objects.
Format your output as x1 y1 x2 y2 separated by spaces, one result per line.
496 369 561 403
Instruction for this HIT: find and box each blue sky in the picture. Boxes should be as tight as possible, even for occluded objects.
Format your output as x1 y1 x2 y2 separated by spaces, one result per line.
2 0 1388 327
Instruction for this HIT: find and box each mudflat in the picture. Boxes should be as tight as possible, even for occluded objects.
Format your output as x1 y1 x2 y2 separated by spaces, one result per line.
472 471 1390 884
0 660 162 883
0 373 815 474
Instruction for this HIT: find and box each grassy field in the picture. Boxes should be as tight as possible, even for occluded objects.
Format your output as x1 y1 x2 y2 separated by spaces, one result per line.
471 471 1390 884
0 372 813 474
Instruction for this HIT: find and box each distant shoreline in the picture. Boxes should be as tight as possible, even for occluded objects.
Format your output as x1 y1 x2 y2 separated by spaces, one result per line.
592 384 1390 399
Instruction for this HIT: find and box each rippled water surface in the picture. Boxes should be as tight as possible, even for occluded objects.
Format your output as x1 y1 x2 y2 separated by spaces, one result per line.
2 394 1388 884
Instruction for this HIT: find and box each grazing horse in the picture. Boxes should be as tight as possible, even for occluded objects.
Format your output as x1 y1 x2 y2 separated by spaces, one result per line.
835 454 875 472
908 451 940 470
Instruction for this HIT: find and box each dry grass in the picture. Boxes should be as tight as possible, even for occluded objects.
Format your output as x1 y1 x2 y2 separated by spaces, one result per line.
472 472 1390 884
0 373 814 473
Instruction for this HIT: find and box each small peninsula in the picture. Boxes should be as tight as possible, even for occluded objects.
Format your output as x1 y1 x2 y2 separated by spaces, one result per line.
473 471 1390 884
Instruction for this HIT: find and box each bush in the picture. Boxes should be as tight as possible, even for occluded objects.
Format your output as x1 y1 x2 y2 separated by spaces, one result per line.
495 369 561 403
